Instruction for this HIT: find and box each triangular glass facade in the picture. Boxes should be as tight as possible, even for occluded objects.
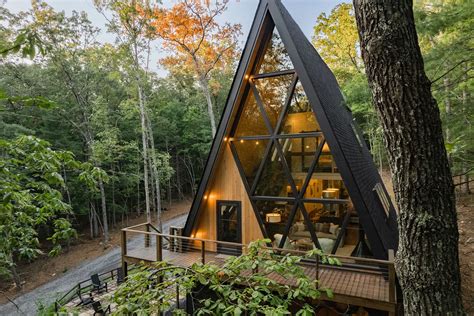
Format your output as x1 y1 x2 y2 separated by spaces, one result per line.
229 25 372 257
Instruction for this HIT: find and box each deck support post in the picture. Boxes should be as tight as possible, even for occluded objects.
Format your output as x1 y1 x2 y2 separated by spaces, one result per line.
176 284 180 309
157 235 163 261
121 230 128 277
201 241 206 264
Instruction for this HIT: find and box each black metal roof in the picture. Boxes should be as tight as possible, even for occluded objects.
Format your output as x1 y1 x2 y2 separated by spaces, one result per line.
183 0 398 260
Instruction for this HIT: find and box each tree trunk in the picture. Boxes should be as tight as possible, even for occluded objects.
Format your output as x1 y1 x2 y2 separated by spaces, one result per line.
10 257 21 289
353 1 464 314
98 178 109 244
444 77 452 166
199 76 217 137
146 120 163 231
137 81 152 223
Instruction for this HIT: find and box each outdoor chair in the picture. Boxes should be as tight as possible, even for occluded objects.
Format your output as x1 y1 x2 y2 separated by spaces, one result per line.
76 290 94 306
91 273 108 294
91 301 111 316
116 267 125 285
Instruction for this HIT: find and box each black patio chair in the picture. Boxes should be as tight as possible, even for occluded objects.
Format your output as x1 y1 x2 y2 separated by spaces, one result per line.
91 273 108 294
116 267 125 285
76 290 94 306
92 301 111 316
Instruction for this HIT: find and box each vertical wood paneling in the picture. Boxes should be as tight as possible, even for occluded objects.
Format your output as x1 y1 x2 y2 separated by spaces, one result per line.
193 144 263 249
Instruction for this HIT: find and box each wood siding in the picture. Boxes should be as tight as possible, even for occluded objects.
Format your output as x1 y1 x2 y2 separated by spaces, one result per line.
192 143 263 250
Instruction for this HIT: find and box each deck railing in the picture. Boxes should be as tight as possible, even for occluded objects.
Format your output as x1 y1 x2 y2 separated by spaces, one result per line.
121 222 397 306
54 268 118 312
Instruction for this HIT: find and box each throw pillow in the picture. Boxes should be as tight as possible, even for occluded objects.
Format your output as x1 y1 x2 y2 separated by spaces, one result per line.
329 223 339 235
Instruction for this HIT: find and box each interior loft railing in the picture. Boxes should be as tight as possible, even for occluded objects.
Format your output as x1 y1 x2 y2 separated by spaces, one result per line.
121 222 397 307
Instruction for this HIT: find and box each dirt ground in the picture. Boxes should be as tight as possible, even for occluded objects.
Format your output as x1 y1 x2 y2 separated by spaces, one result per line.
457 194 474 314
0 199 192 305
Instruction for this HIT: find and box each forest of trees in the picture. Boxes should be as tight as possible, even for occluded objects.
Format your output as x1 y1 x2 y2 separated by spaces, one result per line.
0 0 472 304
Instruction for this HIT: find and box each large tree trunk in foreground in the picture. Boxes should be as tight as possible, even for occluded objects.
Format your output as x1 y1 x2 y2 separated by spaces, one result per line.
353 1 464 314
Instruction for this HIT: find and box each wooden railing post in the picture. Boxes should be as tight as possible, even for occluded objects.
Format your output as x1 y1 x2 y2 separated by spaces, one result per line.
316 254 320 289
201 240 206 264
156 235 163 261
145 223 150 247
388 249 396 304
121 230 128 277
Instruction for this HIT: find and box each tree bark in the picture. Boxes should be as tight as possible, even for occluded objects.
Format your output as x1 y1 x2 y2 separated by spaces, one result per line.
98 178 109 244
146 120 163 232
199 76 217 137
137 75 152 223
353 1 464 314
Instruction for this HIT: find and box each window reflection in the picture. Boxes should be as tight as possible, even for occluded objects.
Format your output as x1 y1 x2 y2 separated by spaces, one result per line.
234 91 269 137
254 143 293 197
254 74 293 130
257 28 293 74
233 139 269 189
280 81 320 134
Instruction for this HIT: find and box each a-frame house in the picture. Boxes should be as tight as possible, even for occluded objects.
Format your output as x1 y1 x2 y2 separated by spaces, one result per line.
183 0 398 260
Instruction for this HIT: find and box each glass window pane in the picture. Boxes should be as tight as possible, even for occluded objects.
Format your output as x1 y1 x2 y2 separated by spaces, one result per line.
257 28 293 74
254 200 295 246
302 202 373 257
254 142 293 197
280 81 320 135
254 74 294 130
234 91 269 137
279 137 322 189
287 208 314 252
233 139 269 189
304 144 346 202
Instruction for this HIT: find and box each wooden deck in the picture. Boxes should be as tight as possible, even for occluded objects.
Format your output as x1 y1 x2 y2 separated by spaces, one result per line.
122 223 397 314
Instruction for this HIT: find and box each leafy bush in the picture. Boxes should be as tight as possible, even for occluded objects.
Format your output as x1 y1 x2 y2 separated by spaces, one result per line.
112 240 340 315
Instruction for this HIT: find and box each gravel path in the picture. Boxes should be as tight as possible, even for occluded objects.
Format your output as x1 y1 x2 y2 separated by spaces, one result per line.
0 215 187 316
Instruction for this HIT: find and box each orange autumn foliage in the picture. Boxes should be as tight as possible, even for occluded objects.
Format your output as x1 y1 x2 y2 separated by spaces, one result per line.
146 0 242 80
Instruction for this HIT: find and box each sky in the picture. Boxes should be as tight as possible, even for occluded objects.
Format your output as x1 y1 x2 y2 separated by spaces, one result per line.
3 0 346 75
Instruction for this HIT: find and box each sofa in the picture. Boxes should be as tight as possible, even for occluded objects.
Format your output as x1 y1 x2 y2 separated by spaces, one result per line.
288 221 344 253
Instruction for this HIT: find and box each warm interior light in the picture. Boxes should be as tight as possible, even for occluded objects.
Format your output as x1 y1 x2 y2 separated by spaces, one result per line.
322 143 330 152
266 213 282 223
224 137 228 142
305 145 310 149
240 139 244 143
204 195 208 200
245 74 249 79
256 141 259 145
